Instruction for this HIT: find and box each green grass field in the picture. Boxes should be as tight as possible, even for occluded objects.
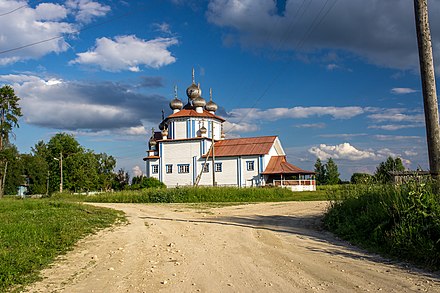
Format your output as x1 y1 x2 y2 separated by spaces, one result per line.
323 182 440 270
0 198 125 292
75 186 330 203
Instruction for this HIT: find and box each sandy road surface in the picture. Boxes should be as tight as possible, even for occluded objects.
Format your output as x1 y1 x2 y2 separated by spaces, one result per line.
25 201 439 293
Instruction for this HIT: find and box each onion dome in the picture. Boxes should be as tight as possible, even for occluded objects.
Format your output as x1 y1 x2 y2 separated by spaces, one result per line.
200 125 207 135
170 85 183 110
170 98 183 110
149 136 157 147
193 96 206 108
158 121 166 130
161 128 168 137
186 68 201 100
205 88 218 112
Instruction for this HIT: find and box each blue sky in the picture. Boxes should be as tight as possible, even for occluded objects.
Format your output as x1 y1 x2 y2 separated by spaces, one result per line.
0 0 439 180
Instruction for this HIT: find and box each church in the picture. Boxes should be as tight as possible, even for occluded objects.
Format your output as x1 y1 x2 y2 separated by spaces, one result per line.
144 70 315 191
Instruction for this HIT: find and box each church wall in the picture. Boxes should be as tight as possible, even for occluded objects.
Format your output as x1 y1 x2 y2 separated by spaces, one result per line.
160 140 201 187
240 156 261 187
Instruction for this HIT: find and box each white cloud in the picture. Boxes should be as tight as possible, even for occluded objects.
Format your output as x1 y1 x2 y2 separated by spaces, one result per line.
308 142 378 161
66 0 110 24
368 124 423 131
309 143 413 167
154 22 172 34
70 35 178 71
206 0 440 71
293 123 326 129
0 74 168 132
132 165 143 177
35 3 67 21
0 1 75 65
374 135 422 141
391 88 417 95
228 106 364 122
223 121 259 134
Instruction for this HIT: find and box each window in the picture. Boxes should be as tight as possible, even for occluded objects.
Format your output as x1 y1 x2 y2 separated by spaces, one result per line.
151 164 159 174
215 162 222 172
166 164 173 174
202 163 209 173
246 161 255 171
178 164 190 173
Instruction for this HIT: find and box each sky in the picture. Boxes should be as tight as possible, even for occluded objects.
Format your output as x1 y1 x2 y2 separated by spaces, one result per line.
0 0 439 180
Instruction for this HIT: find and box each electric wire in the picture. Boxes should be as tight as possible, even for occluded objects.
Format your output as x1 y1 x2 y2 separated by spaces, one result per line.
0 4 146 55
224 0 339 135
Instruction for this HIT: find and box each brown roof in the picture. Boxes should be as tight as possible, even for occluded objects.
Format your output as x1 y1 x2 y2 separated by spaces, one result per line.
205 136 277 157
262 156 314 175
166 109 225 122
143 156 160 161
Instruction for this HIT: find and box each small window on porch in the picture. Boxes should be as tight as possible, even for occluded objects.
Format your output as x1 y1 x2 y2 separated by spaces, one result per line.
202 163 209 173
215 162 222 172
246 161 254 171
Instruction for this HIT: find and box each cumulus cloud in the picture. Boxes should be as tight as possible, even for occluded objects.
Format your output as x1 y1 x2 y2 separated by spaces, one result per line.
228 106 364 122
0 74 168 133
66 0 111 24
0 1 75 65
223 121 259 134
308 142 413 167
368 124 424 131
293 123 326 129
132 165 143 177
391 88 417 95
308 143 378 161
206 0 440 71
70 35 178 72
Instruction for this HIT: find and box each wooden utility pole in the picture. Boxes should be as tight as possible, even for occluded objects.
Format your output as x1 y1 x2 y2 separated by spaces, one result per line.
414 0 440 180
211 121 216 186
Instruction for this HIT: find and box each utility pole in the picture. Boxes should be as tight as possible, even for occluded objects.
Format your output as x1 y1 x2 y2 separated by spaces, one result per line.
414 0 440 180
211 121 216 186
54 152 63 193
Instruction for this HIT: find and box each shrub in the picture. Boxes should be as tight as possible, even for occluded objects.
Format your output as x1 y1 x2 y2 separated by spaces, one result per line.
324 182 440 270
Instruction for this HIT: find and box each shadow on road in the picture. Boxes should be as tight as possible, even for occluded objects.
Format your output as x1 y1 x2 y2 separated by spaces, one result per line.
139 213 440 281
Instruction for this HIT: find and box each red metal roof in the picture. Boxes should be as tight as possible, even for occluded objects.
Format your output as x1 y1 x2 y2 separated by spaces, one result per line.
262 156 314 175
206 136 277 157
143 156 160 161
166 109 225 122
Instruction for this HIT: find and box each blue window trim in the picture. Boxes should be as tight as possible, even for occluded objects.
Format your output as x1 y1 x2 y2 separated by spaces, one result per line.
178 164 190 174
165 164 173 174
246 160 255 171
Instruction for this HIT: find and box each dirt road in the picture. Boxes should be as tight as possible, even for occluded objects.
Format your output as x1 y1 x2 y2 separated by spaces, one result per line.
25 201 439 292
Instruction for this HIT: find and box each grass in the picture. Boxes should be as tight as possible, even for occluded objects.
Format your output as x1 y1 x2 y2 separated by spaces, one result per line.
74 186 330 203
323 182 440 270
0 198 125 292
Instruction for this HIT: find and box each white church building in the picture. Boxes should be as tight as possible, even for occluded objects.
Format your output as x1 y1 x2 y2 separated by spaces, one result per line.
144 70 315 191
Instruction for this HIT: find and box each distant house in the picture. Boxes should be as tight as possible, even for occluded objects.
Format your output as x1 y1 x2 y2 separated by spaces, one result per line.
143 70 315 191
389 170 431 185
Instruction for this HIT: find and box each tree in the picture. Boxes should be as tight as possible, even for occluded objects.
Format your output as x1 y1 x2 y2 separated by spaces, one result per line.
21 154 49 195
65 151 99 192
96 153 116 191
374 156 405 184
350 173 373 184
113 168 129 191
325 158 340 185
314 158 326 185
0 85 22 197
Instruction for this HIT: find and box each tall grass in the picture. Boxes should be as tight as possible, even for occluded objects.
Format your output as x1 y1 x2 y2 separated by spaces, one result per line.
0 198 125 291
324 182 440 270
80 186 328 203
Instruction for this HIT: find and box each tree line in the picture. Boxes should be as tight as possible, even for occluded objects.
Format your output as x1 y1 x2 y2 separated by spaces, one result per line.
314 156 405 185
0 85 160 197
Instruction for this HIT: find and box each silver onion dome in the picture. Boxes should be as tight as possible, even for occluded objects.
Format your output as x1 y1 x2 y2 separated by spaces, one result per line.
205 99 218 112
192 96 206 108
200 126 207 135
169 97 183 110
186 83 201 100
205 88 218 112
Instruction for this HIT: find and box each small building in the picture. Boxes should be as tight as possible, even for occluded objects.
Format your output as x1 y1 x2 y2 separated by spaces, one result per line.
143 70 315 191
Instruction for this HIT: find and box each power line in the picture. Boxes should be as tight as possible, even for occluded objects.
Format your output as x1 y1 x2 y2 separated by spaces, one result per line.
0 0 43 17
0 5 145 55
225 0 339 134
